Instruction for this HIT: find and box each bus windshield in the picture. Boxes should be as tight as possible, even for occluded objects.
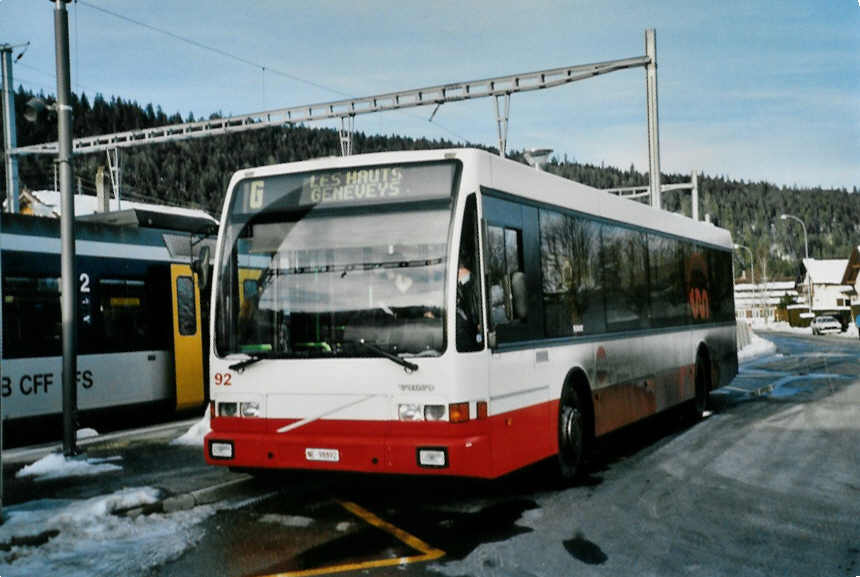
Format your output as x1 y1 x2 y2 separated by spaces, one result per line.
215 161 459 359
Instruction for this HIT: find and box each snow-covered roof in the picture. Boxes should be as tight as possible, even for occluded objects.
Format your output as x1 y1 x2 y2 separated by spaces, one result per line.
27 190 216 223
802 258 849 285
842 246 860 285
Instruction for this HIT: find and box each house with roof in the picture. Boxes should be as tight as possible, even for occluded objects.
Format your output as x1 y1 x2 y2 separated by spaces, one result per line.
790 258 852 327
734 280 797 324
839 246 860 322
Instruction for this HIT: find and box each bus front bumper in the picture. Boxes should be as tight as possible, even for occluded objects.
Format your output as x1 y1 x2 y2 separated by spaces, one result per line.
204 417 495 478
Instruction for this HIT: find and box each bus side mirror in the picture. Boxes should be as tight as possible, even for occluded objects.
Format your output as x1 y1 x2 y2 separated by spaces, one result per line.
193 245 211 290
511 271 528 321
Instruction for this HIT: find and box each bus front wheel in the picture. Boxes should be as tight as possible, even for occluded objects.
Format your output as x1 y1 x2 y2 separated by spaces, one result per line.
558 395 585 481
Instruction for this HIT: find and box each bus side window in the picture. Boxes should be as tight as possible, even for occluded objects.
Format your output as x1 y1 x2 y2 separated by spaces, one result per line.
486 224 526 329
456 195 484 352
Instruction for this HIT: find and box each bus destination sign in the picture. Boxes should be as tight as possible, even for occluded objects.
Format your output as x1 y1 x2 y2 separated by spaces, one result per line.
235 162 456 214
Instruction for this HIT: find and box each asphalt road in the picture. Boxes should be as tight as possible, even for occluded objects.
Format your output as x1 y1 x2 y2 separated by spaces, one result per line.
135 331 859 577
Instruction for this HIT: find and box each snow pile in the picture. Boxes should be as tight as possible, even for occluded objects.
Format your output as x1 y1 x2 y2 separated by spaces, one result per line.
259 513 315 528
76 428 99 440
755 320 860 340
0 488 213 577
738 333 778 363
171 406 211 446
15 453 123 482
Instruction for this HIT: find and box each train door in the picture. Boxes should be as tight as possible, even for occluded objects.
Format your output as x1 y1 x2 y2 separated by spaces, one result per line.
170 264 204 410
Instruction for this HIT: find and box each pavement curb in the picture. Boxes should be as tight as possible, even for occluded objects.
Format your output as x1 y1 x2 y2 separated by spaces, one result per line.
123 474 255 517
2 419 199 467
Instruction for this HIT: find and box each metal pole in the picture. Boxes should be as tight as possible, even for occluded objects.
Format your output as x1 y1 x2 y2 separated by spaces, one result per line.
54 0 78 456
801 220 812 317
1 46 20 213
782 214 812 318
0 149 4 525
691 170 699 221
645 29 661 210
735 244 754 320
494 93 510 158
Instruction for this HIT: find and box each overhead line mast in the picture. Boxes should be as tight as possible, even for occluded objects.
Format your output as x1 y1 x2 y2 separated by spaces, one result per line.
8 29 663 208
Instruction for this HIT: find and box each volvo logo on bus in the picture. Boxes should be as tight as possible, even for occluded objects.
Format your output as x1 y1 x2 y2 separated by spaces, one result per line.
399 384 435 393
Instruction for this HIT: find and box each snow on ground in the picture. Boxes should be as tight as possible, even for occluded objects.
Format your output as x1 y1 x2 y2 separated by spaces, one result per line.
0 488 213 577
738 320 859 364
259 514 315 528
752 319 860 340
738 332 778 363
171 405 211 446
15 453 123 482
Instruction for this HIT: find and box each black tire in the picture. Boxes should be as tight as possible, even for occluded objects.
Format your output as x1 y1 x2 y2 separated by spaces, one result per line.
558 390 585 481
691 350 710 420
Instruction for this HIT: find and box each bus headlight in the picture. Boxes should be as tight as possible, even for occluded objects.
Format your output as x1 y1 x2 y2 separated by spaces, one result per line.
417 447 448 468
209 440 234 460
398 403 422 421
218 402 238 417
240 401 261 418
424 405 445 421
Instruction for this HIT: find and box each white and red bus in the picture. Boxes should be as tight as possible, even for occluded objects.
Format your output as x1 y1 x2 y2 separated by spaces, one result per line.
204 148 737 479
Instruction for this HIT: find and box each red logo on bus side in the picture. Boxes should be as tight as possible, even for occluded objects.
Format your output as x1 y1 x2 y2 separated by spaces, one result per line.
688 288 711 321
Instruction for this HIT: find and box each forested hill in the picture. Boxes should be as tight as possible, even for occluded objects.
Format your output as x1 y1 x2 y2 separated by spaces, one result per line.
3 88 858 279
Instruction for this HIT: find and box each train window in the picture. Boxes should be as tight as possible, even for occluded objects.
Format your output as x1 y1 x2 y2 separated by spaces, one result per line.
176 276 197 336
2 276 61 359
99 279 152 352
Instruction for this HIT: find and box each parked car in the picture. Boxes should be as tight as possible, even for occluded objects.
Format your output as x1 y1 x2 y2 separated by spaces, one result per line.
811 315 842 335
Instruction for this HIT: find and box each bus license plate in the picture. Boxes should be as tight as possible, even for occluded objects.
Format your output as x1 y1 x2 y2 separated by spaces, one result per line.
305 448 340 462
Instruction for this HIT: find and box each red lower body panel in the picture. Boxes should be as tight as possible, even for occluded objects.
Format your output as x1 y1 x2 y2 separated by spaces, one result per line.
204 402 558 479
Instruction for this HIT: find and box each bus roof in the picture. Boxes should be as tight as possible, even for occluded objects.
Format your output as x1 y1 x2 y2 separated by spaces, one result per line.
227 148 733 249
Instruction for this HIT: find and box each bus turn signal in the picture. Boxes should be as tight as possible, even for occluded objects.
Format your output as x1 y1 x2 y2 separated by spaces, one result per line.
448 402 469 423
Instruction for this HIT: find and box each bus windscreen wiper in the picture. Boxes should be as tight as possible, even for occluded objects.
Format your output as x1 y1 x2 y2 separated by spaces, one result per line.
228 353 266 372
228 351 294 372
350 339 419 373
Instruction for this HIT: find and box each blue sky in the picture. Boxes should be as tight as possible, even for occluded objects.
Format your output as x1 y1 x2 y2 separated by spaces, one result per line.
1 0 858 189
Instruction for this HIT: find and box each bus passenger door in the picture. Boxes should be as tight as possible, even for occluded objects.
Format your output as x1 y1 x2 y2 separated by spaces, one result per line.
170 264 205 410
482 193 554 473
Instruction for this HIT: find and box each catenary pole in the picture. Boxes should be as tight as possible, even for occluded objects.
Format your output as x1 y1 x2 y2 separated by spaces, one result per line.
1 45 20 213
645 28 661 210
54 0 79 456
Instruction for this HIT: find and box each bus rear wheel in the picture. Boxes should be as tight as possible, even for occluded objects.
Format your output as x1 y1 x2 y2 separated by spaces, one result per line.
558 394 585 481
691 350 710 420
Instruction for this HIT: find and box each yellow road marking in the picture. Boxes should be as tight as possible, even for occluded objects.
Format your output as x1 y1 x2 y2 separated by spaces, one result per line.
261 500 445 577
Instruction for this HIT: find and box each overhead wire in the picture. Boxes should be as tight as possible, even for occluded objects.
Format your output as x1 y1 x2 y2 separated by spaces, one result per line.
76 0 468 143
78 0 346 97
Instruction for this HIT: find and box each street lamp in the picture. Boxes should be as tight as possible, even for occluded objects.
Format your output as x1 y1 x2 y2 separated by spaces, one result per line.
734 244 755 320
779 213 813 318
